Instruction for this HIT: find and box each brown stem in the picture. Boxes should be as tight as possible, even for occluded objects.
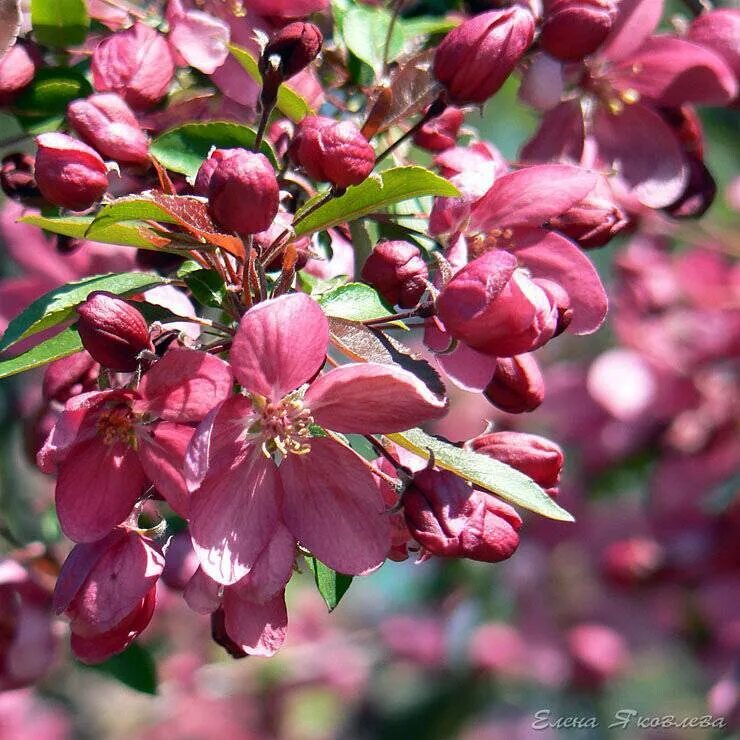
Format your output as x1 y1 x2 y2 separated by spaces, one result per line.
382 0 405 77
375 94 447 164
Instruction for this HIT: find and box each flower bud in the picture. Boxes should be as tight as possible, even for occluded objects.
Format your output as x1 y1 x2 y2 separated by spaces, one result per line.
42 351 99 403
76 291 153 372
539 0 616 62
403 469 521 563
470 431 563 493
361 240 429 308
567 624 629 688
34 133 109 211
483 354 545 413
433 7 535 105
91 23 175 109
201 148 279 235
0 152 44 207
289 115 375 189
67 93 150 166
548 187 629 249
600 537 664 587
260 21 323 80
436 250 559 356
0 41 40 105
663 154 717 219
536 278 573 337
413 107 465 152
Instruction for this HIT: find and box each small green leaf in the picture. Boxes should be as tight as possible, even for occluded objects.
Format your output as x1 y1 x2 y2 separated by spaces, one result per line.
14 67 92 119
183 268 227 309
293 167 459 237
342 5 404 74
318 283 394 323
85 643 158 695
0 272 168 352
388 427 575 522
31 0 89 47
305 556 353 612
150 121 279 176
0 325 82 379
228 44 312 122
19 213 172 250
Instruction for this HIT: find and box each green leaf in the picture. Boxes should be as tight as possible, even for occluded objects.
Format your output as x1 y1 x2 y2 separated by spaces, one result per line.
293 167 459 237
13 67 92 119
342 5 404 74
318 283 393 323
305 556 353 612
228 43 312 122
0 325 82 379
0 272 168 352
19 213 172 250
150 121 278 176
183 268 227 309
387 427 575 522
31 0 89 47
86 643 158 695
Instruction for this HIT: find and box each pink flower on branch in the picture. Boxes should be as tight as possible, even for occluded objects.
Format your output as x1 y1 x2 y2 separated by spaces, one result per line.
186 293 448 587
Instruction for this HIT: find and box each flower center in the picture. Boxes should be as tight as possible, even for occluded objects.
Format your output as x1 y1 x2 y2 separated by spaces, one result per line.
251 389 314 458
97 404 138 448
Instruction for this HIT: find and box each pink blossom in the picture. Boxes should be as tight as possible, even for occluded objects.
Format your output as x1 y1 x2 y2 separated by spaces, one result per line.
185 293 447 586
38 348 233 542
166 0 230 75
53 527 165 663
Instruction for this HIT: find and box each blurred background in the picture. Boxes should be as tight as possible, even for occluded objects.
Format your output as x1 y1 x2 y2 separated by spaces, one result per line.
0 0 738 738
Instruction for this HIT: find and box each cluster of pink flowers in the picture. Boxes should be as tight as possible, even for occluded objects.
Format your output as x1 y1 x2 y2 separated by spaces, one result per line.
0 0 736 693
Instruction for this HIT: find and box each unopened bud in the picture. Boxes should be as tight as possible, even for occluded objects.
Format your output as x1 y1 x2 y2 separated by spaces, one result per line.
548 188 629 249
483 354 545 413
67 93 150 166
433 7 535 105
540 0 616 62
42 351 99 403
413 107 465 152
361 240 429 308
289 115 375 189
260 21 323 80
0 152 43 206
34 133 108 211
199 148 279 235
76 291 153 371
0 41 41 105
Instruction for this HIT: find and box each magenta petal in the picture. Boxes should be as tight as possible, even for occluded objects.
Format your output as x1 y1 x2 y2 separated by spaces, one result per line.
56 438 147 543
470 164 597 231
600 0 663 63
189 445 282 585
520 101 585 164
230 293 328 399
436 344 499 393
306 363 447 434
593 103 687 208
222 589 288 657
510 228 608 334
135 348 233 423
612 37 737 106
281 438 390 575
233 523 295 604
183 567 222 614
137 422 194 517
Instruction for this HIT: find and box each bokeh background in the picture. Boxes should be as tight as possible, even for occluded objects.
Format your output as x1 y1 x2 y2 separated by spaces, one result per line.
0 1 738 738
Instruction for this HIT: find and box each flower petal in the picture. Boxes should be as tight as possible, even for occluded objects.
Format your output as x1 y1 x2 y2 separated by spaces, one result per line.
600 0 663 63
520 101 585 165
436 344 499 393
56 438 147 543
306 363 447 434
222 589 288 657
135 348 233 423
189 445 282 585
137 422 194 517
183 567 222 614
510 227 608 334
281 437 390 575
470 164 597 231
230 293 328 399
593 103 687 208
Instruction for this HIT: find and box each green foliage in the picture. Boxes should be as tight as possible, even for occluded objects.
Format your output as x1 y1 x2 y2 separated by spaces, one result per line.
305 556 353 612
0 325 82 379
31 0 89 47
85 643 158 695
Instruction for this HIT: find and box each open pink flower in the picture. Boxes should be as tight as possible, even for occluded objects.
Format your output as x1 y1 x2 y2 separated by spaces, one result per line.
186 293 448 586
38 348 233 542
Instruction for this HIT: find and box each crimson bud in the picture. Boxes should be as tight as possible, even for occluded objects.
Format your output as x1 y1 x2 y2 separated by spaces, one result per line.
76 291 153 372
0 41 40 105
289 115 375 189
0 152 43 206
361 240 429 308
539 0 617 62
67 93 150 166
483 354 545 413
548 187 629 249
260 21 323 80
413 107 465 152
199 148 280 235
34 133 108 211
433 7 535 105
